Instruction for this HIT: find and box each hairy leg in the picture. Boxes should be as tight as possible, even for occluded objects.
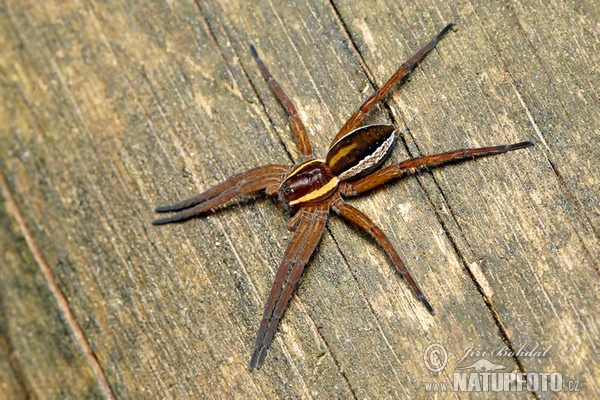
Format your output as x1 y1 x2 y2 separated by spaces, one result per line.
153 165 288 225
331 23 454 146
249 203 329 370
341 141 533 196
333 200 434 315
250 44 313 159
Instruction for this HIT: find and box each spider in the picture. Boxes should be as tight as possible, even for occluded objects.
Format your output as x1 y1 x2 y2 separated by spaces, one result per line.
152 23 533 371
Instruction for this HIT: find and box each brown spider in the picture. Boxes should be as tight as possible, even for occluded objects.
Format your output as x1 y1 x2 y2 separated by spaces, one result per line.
153 23 533 371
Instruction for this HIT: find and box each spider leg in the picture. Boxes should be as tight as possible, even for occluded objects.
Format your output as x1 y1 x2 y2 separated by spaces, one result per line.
333 200 435 315
152 165 288 225
250 44 313 160
249 203 329 371
341 141 533 196
330 23 454 146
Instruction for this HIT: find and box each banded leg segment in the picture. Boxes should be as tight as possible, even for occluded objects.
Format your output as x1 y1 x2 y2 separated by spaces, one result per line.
330 23 454 146
249 204 329 371
341 141 533 196
333 201 434 315
152 165 289 225
250 44 313 159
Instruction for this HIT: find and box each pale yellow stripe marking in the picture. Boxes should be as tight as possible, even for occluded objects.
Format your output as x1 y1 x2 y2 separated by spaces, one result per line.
289 176 340 205
328 141 357 167
286 159 325 180
339 132 395 180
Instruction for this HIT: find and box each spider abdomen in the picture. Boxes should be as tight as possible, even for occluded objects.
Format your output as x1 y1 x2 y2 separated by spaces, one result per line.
326 124 396 181
280 160 339 206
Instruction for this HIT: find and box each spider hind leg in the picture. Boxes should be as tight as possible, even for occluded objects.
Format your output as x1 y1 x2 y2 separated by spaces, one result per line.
342 141 534 197
331 23 455 145
334 201 435 315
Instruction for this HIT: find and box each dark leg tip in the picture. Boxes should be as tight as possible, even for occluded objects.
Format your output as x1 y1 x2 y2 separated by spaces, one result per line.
248 346 264 371
507 141 534 151
249 42 259 59
154 205 173 213
151 218 169 226
439 23 455 38
419 295 435 315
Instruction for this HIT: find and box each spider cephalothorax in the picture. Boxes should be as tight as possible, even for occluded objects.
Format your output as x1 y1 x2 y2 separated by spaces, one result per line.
280 124 396 207
279 159 338 206
153 23 533 370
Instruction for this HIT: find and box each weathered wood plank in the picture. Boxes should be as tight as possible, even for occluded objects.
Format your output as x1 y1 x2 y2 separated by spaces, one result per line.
0 0 597 398
0 184 105 398
332 0 600 394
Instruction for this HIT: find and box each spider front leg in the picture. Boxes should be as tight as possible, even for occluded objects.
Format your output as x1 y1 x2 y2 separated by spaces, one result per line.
341 141 534 196
332 199 435 315
152 164 289 225
249 203 329 371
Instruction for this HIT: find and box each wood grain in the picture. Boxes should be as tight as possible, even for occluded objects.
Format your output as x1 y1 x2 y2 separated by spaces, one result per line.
0 0 598 398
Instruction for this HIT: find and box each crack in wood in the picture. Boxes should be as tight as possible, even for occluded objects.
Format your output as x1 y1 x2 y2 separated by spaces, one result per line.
0 171 116 400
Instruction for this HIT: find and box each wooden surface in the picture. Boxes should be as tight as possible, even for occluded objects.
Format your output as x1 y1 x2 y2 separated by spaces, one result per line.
1 0 598 398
